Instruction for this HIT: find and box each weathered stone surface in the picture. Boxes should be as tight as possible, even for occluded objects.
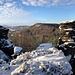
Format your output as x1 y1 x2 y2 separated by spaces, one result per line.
58 20 75 75
0 26 9 39
58 21 75 55
0 26 14 58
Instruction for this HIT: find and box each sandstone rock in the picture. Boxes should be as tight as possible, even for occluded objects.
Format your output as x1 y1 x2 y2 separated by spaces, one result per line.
58 21 75 75
58 21 75 55
0 26 14 58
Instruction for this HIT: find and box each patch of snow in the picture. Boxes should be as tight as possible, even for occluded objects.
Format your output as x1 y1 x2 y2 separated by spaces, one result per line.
10 44 72 75
64 42 75 45
36 43 53 49
0 59 10 75
68 39 74 42
13 46 22 56
10 47 59 65
0 59 18 75
10 52 30 65
5 39 14 48
61 20 75 23
66 32 69 35
64 28 73 31
0 43 73 75
1 39 14 48
11 50 72 75
59 26 62 29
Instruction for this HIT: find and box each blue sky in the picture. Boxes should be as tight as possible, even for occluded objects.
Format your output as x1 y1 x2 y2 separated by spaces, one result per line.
0 0 75 26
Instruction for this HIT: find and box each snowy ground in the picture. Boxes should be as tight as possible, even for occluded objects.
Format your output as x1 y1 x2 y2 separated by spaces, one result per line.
0 43 73 75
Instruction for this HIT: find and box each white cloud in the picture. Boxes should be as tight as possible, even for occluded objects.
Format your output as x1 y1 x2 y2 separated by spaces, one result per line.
0 0 30 18
0 0 75 25
0 0 30 25
0 0 13 4
0 6 30 18
22 0 49 6
4 2 16 7
67 0 75 5
0 0 75 7
0 1 3 4
22 1 30 5
21 0 75 7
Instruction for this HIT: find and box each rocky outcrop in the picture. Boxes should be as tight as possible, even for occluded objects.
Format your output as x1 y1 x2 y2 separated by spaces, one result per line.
10 44 72 75
58 20 75 55
58 20 75 75
0 26 14 58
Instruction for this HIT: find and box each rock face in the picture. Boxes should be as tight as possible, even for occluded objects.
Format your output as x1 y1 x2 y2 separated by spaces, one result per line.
58 20 75 55
0 50 9 61
58 20 75 75
0 26 14 58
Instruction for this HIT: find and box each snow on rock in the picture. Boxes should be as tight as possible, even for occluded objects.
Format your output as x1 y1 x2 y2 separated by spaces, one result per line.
64 28 74 31
13 46 22 56
0 59 10 75
10 43 72 75
0 38 14 57
10 52 31 65
11 62 27 75
36 43 53 49
10 47 58 65
11 50 72 75
0 50 9 61
4 39 14 48
61 20 75 23
0 25 14 57
0 43 73 75
0 59 19 75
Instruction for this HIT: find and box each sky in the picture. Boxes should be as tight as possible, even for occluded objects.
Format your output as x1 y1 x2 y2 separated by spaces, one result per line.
0 0 75 26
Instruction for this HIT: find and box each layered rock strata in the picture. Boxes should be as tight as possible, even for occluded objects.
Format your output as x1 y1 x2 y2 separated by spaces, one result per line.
58 20 75 55
58 20 75 74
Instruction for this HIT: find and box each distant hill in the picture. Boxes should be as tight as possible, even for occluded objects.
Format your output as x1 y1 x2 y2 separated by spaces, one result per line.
8 23 59 52
4 25 29 32
32 23 59 28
